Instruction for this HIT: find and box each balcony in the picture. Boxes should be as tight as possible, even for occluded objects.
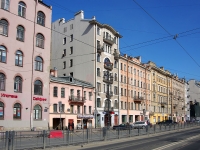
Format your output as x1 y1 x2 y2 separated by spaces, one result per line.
68 95 85 104
106 91 113 99
161 102 167 107
97 44 104 53
104 63 113 71
104 106 114 112
103 75 113 84
133 96 144 102
103 35 115 45
113 50 120 60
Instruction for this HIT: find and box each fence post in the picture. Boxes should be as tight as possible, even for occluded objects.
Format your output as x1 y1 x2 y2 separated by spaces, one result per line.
159 125 161 131
103 127 106 141
5 131 9 150
146 126 148 136
117 128 120 139
178 123 179 131
154 125 156 134
42 130 46 149
138 127 140 136
165 125 166 131
67 130 70 146
86 129 89 143
11 131 15 150
129 127 131 137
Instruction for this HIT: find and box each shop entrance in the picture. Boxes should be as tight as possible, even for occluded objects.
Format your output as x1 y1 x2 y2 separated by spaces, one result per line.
53 118 64 130
83 119 88 129
114 115 118 125
68 119 74 130
104 114 111 127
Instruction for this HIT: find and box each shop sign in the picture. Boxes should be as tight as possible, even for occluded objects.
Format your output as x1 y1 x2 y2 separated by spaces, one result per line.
1 93 18 98
33 97 47 101
77 115 94 119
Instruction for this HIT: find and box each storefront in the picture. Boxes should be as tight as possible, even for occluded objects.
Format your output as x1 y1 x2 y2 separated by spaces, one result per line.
77 115 94 129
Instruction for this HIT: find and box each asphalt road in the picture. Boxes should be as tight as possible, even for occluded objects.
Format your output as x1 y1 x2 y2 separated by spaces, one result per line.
77 127 200 150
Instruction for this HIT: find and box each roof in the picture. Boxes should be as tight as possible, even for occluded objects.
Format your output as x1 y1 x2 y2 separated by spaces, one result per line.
50 76 94 88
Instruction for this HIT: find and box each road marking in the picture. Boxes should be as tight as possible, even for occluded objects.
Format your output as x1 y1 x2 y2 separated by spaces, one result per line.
152 134 200 150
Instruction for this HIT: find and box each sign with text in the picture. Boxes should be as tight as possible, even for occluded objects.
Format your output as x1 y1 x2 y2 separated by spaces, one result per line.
33 97 47 101
1 93 18 98
77 115 94 119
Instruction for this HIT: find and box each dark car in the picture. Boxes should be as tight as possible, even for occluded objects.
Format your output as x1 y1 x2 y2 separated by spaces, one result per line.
113 124 133 130
157 120 177 126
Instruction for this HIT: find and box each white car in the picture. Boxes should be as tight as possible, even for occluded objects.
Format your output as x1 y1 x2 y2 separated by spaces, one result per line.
133 121 147 129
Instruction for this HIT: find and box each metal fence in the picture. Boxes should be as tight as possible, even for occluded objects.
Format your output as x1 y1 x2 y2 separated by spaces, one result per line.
1 122 200 150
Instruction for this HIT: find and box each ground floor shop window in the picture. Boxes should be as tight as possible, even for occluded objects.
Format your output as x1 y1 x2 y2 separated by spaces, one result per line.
0 102 4 119
34 104 42 120
13 103 21 119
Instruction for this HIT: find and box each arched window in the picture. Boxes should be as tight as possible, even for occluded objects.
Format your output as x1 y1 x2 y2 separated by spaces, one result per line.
13 103 21 119
0 101 4 119
114 60 117 68
36 33 44 48
1 0 10 10
104 58 110 64
34 80 42 95
15 50 23 66
0 73 5 91
0 45 7 63
18 1 26 17
33 105 42 120
35 56 43 71
97 54 100 62
0 19 8 36
14 76 22 92
105 99 111 110
37 11 45 26
53 86 58 97
16 25 25 41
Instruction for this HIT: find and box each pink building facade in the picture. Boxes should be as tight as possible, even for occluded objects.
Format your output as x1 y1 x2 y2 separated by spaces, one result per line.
0 0 52 130
49 70 95 130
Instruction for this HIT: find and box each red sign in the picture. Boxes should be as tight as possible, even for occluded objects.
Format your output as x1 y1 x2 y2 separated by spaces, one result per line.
1 93 18 98
33 97 47 101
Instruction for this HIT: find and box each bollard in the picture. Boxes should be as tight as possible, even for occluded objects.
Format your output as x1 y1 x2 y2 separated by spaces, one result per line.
87 129 89 143
42 130 46 149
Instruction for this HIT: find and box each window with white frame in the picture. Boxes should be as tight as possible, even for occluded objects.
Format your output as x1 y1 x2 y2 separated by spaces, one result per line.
34 104 42 119
15 50 23 67
1 0 10 10
97 98 101 107
34 80 42 95
0 101 4 119
97 82 101 92
63 37 66 44
97 68 100 77
114 86 118 95
70 34 73 42
97 27 101 35
0 19 8 36
36 33 44 48
14 76 22 92
18 1 26 17
35 56 43 71
63 61 66 69
97 54 100 62
16 25 24 41
13 103 21 119
37 11 45 26
0 45 7 63
69 59 73 67
0 73 5 91
61 88 65 98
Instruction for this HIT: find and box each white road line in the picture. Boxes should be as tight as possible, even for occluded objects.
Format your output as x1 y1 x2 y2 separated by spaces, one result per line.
152 134 200 150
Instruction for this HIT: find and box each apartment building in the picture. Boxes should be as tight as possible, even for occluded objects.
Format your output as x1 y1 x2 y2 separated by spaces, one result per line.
146 61 171 124
170 75 185 122
49 69 94 130
0 0 52 130
51 10 122 127
120 55 151 124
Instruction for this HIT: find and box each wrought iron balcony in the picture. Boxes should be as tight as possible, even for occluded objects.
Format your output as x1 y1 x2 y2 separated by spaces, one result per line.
103 35 115 45
103 75 113 84
113 50 120 60
106 91 113 99
161 102 167 107
97 44 104 53
104 106 114 112
133 96 144 102
104 63 113 71
68 95 85 104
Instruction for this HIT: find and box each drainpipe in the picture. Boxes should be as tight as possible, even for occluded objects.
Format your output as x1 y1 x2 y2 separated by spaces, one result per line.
117 37 120 125
94 24 97 128
127 58 129 123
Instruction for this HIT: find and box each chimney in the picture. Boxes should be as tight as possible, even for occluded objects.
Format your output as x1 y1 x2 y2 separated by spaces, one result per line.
74 10 84 20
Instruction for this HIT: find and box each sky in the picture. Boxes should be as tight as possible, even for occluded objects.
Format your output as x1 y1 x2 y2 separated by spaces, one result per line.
44 0 200 81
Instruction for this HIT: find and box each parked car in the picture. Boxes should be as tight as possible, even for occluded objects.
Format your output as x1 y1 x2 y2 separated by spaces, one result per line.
133 121 147 129
157 120 177 126
113 124 133 130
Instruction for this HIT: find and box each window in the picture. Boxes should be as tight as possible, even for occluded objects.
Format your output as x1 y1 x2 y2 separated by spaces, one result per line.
64 27 67 32
121 101 123 109
77 106 80 114
97 98 101 107
61 88 65 98
89 92 92 100
63 49 66 57
120 63 123 70
0 73 5 91
97 27 101 35
70 34 73 42
70 72 73 77
89 106 92 114
69 59 73 67
114 100 118 109
84 106 86 114
124 64 126 71
121 75 123 82
1 0 10 10
62 61 66 69
84 91 86 100
114 61 117 68
97 68 100 77
53 87 58 97
37 11 45 26
70 89 74 96
63 37 66 45
34 80 42 95
0 45 6 63
124 76 126 83
53 104 57 112
0 101 4 119
70 105 74 113
14 76 22 92
124 89 126 96
16 25 24 41
35 56 43 71
36 33 44 48
70 47 73 54
97 54 100 62
0 19 8 36
70 24 73 30
97 82 101 92
61 104 65 112
114 86 118 95
121 88 123 96
18 1 26 17
15 50 23 66
114 73 117 81
34 105 42 119
13 103 21 119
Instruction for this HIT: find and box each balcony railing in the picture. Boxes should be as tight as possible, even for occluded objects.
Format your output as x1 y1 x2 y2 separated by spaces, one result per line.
113 50 120 60
133 96 144 102
103 35 115 45
97 44 104 53
161 102 167 107
104 106 114 112
68 95 85 104
103 76 113 84
106 91 113 99
104 63 113 71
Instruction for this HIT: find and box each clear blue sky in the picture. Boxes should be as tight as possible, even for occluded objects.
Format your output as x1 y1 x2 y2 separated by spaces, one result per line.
44 0 200 81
